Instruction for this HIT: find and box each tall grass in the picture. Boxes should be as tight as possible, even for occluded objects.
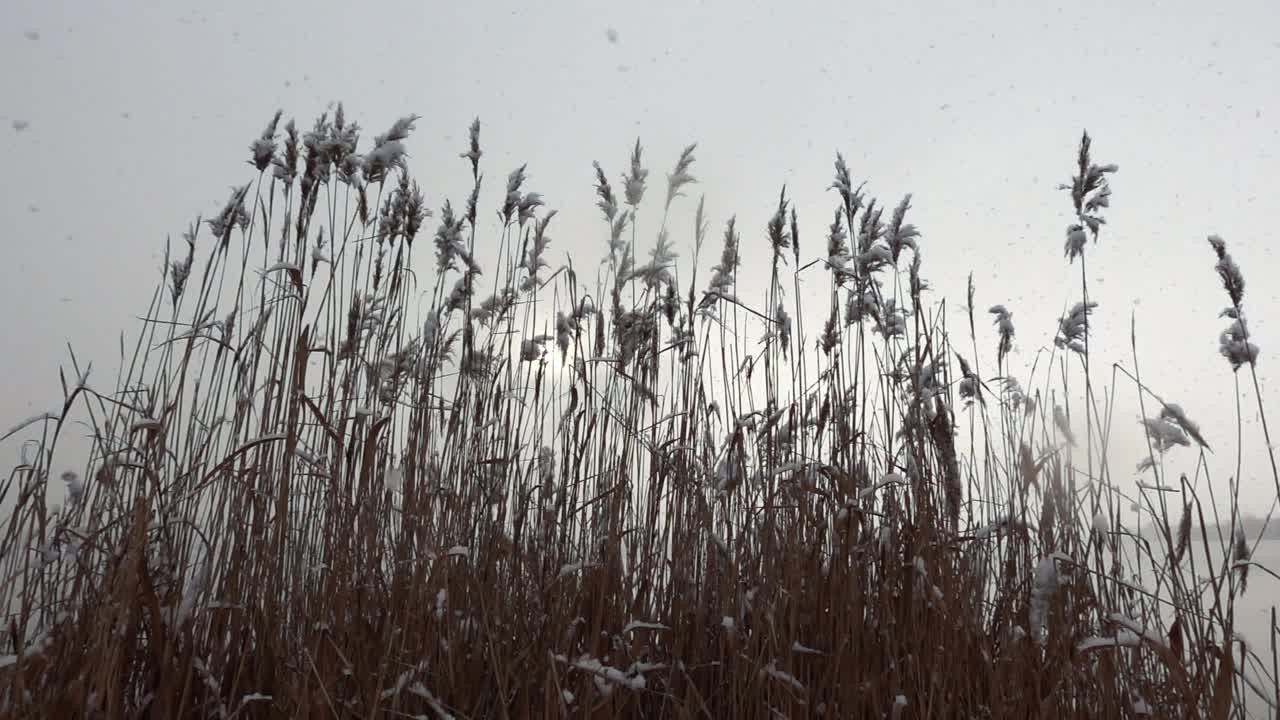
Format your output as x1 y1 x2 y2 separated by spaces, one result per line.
1 108 1277 718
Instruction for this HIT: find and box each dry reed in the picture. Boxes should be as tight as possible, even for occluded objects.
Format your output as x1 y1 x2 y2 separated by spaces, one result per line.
1 111 1277 719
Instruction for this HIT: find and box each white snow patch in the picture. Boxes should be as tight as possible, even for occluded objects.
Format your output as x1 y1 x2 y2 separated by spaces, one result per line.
559 561 594 578
623 620 669 634
858 473 905 500
1077 630 1142 653
556 654 648 694
1092 510 1111 536
1106 613 1167 650
759 659 805 693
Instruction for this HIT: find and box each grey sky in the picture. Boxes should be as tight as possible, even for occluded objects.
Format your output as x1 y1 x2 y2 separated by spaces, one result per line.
3 0 1279 510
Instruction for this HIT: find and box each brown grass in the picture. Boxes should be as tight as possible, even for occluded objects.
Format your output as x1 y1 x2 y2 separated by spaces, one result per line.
1 109 1277 718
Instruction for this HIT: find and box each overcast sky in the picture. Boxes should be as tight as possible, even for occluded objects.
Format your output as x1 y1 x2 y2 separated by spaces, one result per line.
3 0 1279 512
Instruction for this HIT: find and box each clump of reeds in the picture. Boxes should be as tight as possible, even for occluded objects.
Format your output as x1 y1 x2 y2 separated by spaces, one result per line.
0 109 1276 719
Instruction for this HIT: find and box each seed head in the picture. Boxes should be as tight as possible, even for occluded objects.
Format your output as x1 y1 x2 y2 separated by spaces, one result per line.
249 110 282 172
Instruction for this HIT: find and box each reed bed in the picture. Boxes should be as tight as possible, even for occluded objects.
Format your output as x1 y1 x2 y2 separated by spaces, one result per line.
1 107 1277 718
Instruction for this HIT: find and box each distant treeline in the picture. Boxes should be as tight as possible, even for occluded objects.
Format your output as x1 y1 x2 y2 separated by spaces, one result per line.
1207 514 1280 540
